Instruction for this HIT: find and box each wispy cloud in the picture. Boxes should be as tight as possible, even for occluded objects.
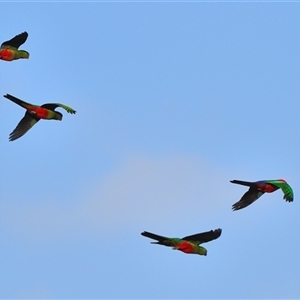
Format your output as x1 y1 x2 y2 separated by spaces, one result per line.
1 154 232 238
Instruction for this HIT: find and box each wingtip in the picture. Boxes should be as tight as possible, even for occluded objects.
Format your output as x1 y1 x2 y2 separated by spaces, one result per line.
217 228 223 237
9 135 17 142
19 31 28 38
283 195 294 203
231 204 240 211
215 228 222 237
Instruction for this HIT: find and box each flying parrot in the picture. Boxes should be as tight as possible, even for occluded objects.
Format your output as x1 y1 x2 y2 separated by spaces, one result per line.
141 228 222 256
4 94 76 141
231 179 294 211
0 32 29 61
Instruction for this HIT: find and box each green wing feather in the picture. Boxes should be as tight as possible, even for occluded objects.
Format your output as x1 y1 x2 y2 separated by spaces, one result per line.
267 180 294 202
41 103 76 114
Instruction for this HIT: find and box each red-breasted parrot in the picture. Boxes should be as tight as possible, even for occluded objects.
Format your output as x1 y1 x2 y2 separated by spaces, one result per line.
0 32 29 61
231 179 294 211
4 94 76 141
141 228 222 256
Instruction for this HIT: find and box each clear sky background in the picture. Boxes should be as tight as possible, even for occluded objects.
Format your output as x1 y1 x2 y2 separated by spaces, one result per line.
1 2 300 299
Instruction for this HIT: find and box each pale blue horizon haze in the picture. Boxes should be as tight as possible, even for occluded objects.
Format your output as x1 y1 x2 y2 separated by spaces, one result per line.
1 2 300 299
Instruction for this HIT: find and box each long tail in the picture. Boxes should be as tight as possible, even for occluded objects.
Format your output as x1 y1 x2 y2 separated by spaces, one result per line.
141 231 168 244
230 179 255 187
3 94 33 109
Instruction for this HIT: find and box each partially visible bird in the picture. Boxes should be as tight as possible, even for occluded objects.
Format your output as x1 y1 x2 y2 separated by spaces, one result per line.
4 94 76 141
231 179 294 211
0 32 29 61
141 228 222 256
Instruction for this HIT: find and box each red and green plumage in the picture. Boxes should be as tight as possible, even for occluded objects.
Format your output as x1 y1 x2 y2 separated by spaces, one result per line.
141 228 222 256
231 179 294 211
4 94 76 141
0 32 29 61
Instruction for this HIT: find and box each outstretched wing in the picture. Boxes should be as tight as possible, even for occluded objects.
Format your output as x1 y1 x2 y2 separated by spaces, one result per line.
182 228 222 245
268 181 294 202
1 32 28 49
41 103 76 114
9 111 39 141
232 188 264 211
141 231 174 247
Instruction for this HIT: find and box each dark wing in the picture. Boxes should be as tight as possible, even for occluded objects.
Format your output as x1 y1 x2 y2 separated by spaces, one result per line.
41 103 76 114
1 32 28 49
182 228 222 245
232 187 264 211
141 231 173 247
9 111 40 141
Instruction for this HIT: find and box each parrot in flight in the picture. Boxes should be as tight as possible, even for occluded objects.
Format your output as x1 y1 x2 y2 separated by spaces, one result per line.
0 32 29 61
141 228 222 256
4 94 76 141
231 179 294 211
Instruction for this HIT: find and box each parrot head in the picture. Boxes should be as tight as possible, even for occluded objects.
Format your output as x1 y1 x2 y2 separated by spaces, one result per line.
195 246 207 256
278 179 287 183
54 112 63 121
19 50 30 59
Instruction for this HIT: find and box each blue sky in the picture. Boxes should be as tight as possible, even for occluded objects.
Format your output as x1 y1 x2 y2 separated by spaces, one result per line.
1 2 300 299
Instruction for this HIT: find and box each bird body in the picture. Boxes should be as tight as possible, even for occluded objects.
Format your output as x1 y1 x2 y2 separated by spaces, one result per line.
174 240 206 255
141 229 222 256
231 179 294 211
6 96 62 120
0 32 29 61
4 94 76 141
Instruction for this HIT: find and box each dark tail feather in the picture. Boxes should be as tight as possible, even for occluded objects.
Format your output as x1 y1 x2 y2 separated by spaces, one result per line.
3 94 31 109
141 231 168 244
230 179 254 187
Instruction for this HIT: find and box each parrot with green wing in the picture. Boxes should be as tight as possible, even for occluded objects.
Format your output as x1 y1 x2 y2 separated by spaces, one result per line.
231 179 294 211
141 228 222 256
4 94 76 141
0 32 29 61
